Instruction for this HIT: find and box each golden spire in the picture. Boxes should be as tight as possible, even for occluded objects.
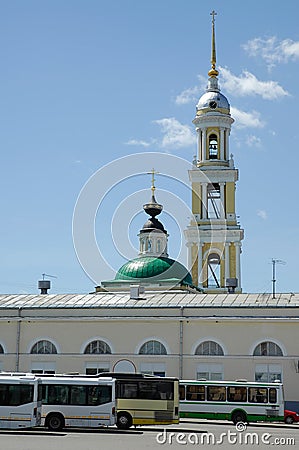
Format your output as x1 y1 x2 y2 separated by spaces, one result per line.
208 10 219 78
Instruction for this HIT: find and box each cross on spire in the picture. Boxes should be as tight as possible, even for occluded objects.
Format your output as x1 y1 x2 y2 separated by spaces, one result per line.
210 10 217 25
148 168 159 194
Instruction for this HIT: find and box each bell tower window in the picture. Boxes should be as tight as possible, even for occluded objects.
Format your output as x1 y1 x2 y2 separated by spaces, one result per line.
207 253 220 288
207 183 221 219
209 134 218 159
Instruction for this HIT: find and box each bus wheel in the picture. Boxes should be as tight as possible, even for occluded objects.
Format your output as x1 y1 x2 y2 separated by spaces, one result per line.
46 413 65 431
117 412 132 430
231 410 247 425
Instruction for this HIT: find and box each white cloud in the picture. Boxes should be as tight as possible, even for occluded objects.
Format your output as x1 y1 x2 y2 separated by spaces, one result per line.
231 106 265 129
175 86 200 105
219 67 289 100
125 139 152 147
175 75 207 106
154 117 196 149
257 210 267 220
245 135 262 148
243 36 299 68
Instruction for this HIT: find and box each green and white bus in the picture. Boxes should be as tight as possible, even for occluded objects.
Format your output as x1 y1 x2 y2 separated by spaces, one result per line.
179 379 284 424
0 373 42 429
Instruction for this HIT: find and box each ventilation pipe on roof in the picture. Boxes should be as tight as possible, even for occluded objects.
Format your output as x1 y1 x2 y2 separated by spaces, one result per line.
226 278 238 294
38 280 51 295
130 285 145 300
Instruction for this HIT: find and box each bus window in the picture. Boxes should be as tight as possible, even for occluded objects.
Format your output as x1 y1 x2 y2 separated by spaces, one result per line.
44 385 69 405
248 388 268 403
0 385 7 405
186 385 205 401
159 382 173 400
118 382 138 399
70 385 86 405
19 385 34 405
269 388 277 403
8 385 34 406
227 386 247 402
139 381 161 400
87 385 112 406
207 386 226 402
179 385 185 401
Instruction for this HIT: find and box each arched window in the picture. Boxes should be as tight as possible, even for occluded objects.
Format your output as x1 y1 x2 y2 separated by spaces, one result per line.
209 134 218 159
139 340 167 355
207 253 221 288
253 342 283 357
157 239 161 254
195 340 224 356
84 340 111 354
31 340 57 354
0 344 4 353
207 183 221 219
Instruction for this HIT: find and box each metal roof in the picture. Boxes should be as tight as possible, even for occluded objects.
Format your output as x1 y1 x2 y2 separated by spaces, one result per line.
0 292 298 309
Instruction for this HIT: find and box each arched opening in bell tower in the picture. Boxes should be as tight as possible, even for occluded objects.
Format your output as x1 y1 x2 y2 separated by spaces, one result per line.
207 253 220 288
207 183 221 219
209 134 218 159
207 253 221 288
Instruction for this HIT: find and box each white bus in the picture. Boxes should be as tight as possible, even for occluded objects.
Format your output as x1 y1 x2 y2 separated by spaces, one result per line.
40 376 116 430
0 373 42 429
179 379 284 424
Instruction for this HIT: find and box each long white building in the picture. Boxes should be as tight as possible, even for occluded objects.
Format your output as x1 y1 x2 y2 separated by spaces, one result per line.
0 291 298 411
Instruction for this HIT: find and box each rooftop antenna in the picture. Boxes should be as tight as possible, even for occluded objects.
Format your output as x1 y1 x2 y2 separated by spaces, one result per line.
38 273 57 295
42 273 57 280
271 259 286 299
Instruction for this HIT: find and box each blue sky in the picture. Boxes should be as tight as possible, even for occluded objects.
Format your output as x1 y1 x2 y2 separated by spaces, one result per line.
1 0 299 294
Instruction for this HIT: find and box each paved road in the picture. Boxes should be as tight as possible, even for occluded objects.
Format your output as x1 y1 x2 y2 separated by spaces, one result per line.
1 420 298 450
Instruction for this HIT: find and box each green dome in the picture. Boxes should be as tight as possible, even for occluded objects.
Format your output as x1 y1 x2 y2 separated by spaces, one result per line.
115 256 193 286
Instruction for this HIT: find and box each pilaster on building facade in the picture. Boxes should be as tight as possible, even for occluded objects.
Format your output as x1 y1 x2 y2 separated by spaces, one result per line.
184 11 244 293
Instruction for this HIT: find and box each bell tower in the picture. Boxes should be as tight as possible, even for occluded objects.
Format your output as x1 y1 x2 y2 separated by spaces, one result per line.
185 11 244 293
